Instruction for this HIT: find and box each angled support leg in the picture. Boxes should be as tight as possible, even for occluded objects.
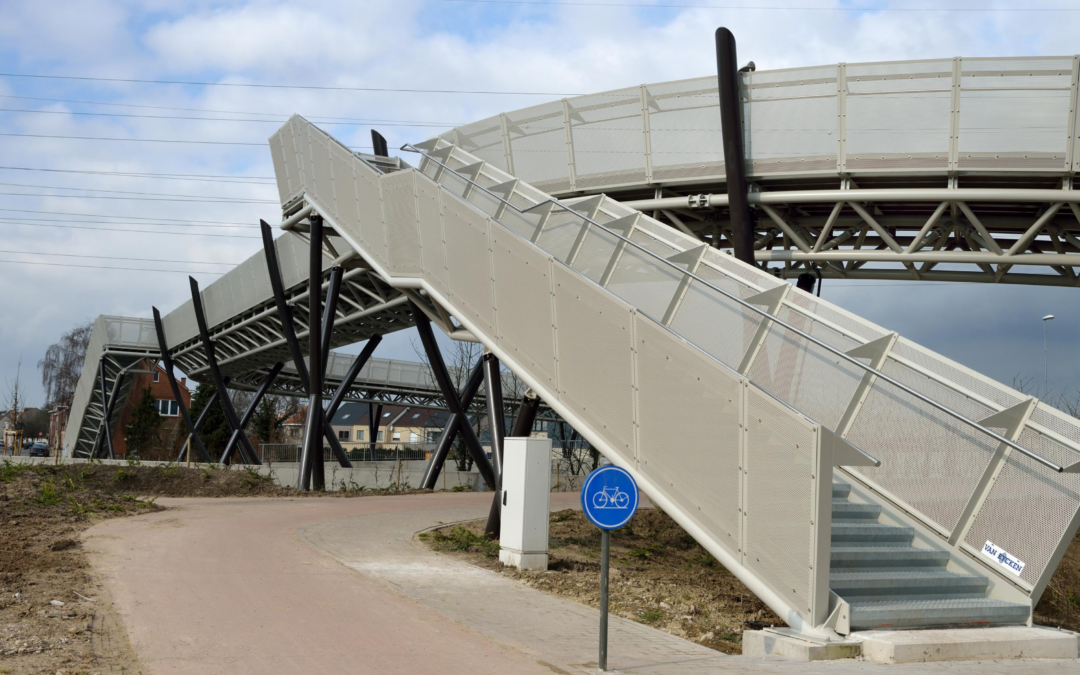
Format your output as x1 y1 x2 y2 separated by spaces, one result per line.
300 214 326 491
153 307 212 463
260 219 348 477
316 265 350 469
483 353 508 538
189 277 260 467
324 336 383 467
512 390 542 437
220 363 283 464
369 402 383 461
93 362 124 459
420 358 485 489
411 301 496 489
176 383 224 463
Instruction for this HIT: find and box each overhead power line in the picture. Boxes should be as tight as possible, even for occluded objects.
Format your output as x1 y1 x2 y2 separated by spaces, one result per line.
0 132 374 151
0 181 274 201
0 220 260 239
0 107 458 128
0 259 226 275
0 72 579 96
0 207 257 226
0 165 275 183
0 249 238 265
0 94 463 125
0 192 276 205
438 0 1080 11
0 216 256 231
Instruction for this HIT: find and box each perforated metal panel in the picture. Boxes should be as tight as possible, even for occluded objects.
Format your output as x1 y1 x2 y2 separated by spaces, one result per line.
551 264 636 459
490 228 558 390
381 171 423 276
964 427 1080 588
668 277 764 370
846 361 999 534
604 246 683 323
331 144 361 242
442 198 497 336
745 385 817 616
415 174 448 295
354 159 387 268
569 226 619 284
635 314 743 556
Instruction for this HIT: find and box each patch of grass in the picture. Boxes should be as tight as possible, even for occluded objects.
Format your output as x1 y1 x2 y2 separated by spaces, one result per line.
550 510 576 523
449 484 473 492
638 608 664 624
200 465 214 480
0 459 30 483
67 496 93 516
34 478 62 506
628 543 662 559
125 458 142 467
338 479 367 493
241 467 272 486
112 467 133 483
160 464 180 479
430 525 500 557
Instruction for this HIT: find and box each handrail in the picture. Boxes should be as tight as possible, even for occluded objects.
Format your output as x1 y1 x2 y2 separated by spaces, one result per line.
402 142 1073 474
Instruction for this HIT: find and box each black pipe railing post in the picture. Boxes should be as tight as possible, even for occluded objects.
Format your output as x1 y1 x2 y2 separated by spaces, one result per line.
716 27 755 265
419 358 485 489
153 307 212 463
219 363 283 464
188 276 260 467
410 301 496 488
483 353 507 538
302 214 326 491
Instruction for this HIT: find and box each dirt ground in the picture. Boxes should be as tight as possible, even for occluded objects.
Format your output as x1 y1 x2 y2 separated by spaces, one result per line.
427 510 1080 656
0 460 426 674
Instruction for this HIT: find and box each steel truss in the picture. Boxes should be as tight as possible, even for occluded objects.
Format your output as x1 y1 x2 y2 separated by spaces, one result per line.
619 181 1080 287
71 350 156 458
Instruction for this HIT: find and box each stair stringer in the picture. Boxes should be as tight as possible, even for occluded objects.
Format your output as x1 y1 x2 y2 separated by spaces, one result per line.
294 164 878 639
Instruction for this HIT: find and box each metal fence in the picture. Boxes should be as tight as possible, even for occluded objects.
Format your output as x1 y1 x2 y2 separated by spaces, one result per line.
438 55 1080 195
259 442 436 463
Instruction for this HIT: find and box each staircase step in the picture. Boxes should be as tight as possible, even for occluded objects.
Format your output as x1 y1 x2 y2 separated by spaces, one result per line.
831 546 950 570
832 483 851 499
831 570 988 598
832 522 913 544
847 598 1031 630
831 502 881 520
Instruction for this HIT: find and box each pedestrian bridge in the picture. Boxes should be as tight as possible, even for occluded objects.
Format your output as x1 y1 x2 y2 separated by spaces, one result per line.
65 53 1080 639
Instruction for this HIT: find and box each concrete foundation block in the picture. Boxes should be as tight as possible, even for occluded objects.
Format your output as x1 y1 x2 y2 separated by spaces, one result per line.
742 631 861 661
856 626 1079 664
498 549 548 571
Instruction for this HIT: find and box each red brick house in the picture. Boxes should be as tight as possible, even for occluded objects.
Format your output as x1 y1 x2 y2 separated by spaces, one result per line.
111 362 192 460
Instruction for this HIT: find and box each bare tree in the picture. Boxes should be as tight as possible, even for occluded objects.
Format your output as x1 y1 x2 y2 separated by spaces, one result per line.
38 320 93 410
3 358 25 453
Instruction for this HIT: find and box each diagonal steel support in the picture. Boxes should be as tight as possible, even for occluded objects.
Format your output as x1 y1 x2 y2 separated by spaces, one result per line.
220 363 283 465
420 359 485 489
153 306 212 463
260 218 351 473
369 402 383 461
175 381 226 463
189 276 260 466
411 301 496 489
323 336 383 468
93 362 124 460
484 352 508 539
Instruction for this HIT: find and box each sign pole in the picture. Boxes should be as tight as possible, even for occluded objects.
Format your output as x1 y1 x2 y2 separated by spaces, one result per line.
599 528 610 671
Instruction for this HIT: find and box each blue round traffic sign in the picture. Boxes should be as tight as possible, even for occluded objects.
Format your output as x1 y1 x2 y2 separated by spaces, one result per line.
581 465 639 530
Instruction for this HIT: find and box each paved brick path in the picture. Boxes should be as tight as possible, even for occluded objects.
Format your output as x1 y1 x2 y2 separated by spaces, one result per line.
85 493 1077 674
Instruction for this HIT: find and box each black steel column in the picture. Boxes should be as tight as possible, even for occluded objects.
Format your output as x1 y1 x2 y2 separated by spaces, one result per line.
175 383 224 463
419 358 485 489
153 307 212 463
483 353 507 538
300 214 326 491
369 402 383 460
716 27 754 265
260 219 352 470
371 130 389 157
511 390 542 437
411 301 496 488
188 277 260 467
220 363 283 464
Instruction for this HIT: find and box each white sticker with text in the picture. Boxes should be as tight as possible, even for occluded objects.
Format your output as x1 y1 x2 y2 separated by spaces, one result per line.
982 541 1025 577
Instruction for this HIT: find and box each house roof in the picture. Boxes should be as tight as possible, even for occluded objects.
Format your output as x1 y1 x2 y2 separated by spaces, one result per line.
330 403 450 428
281 406 308 426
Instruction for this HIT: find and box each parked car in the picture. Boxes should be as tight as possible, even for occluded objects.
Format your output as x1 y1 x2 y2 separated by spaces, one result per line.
28 442 49 458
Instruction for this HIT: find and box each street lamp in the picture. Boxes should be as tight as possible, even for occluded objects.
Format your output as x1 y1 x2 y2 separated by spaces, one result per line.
1043 315 1055 397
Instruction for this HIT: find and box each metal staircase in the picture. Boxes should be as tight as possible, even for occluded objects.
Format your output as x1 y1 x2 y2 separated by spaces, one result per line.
262 113 1080 639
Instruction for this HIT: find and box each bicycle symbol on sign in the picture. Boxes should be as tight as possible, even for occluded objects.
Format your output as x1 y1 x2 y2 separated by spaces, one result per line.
592 486 631 509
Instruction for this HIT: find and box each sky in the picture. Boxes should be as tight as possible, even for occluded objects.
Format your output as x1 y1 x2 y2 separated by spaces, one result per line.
0 0 1079 406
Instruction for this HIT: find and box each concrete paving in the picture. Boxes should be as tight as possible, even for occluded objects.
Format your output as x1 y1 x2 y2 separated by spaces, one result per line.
85 493 1079 674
